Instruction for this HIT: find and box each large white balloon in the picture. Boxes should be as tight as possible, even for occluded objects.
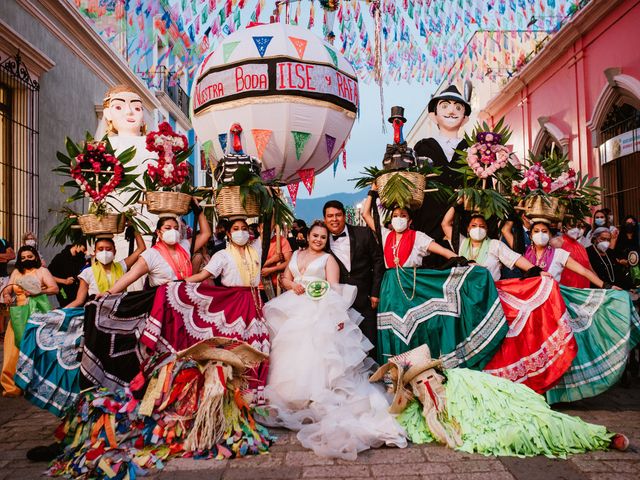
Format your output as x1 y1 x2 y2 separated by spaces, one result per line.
191 23 359 185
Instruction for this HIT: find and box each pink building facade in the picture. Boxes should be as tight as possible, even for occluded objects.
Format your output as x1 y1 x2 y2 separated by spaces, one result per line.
481 0 640 221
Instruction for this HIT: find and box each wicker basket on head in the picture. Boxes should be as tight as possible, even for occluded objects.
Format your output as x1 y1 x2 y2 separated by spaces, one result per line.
144 191 192 215
215 186 260 218
77 213 125 236
518 195 566 223
377 171 426 209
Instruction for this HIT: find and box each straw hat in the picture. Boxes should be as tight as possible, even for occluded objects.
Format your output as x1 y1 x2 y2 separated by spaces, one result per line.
177 337 268 371
370 345 442 413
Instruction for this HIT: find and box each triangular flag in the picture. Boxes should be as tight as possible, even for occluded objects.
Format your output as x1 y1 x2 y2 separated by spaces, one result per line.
342 149 347 169
222 41 240 63
218 133 228 152
324 45 338 68
261 168 276 183
287 182 299 207
291 131 311 160
332 158 339 177
298 168 315 195
325 134 336 159
252 36 273 57
251 129 272 160
288 36 308 59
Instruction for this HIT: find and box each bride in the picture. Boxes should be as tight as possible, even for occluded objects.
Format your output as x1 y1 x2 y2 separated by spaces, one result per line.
262 220 407 460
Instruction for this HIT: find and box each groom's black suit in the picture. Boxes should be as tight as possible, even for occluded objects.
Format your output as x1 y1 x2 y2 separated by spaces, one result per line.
329 224 385 360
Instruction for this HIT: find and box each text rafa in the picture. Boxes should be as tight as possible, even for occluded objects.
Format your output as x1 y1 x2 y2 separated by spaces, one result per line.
276 62 358 106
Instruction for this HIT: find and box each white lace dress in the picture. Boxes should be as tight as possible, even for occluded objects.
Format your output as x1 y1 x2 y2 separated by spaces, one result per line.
262 251 407 460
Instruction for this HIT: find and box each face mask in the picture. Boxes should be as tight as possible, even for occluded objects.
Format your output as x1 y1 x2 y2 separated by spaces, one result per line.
469 227 487 241
162 229 180 245
231 230 250 246
96 250 115 265
597 241 610 252
566 228 582 240
21 259 38 270
594 218 605 227
391 217 408 233
624 223 636 233
532 232 550 247
25 239 37 247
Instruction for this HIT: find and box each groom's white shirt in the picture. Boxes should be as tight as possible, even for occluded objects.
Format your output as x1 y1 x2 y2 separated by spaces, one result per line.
330 227 351 272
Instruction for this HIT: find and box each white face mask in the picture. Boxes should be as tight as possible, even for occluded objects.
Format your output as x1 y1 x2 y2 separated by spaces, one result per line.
96 250 115 265
161 229 180 245
468 227 487 242
25 239 37 247
566 228 582 240
391 217 408 233
597 241 610 252
532 232 550 247
231 230 250 246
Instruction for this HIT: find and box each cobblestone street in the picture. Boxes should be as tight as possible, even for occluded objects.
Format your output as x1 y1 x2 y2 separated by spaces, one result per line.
0 378 637 480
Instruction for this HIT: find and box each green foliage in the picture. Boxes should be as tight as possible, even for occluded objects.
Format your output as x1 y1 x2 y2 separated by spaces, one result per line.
350 162 450 210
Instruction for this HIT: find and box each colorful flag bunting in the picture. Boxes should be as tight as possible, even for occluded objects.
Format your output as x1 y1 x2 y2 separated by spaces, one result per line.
251 129 272 160
287 182 299 206
252 36 273 57
288 36 308 59
291 131 311 161
298 168 315 195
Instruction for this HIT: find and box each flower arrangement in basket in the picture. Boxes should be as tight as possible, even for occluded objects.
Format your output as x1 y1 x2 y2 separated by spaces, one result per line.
511 148 601 222
125 122 195 215
452 118 521 219
47 134 142 243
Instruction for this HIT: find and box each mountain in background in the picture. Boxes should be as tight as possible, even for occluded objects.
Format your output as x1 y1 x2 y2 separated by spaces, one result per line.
292 190 368 223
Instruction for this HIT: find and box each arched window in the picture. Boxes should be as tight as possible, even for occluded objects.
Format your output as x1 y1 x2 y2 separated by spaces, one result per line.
599 102 640 223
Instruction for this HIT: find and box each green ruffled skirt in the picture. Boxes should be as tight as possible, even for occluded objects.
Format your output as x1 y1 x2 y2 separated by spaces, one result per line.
377 266 507 369
397 368 613 458
545 287 640 404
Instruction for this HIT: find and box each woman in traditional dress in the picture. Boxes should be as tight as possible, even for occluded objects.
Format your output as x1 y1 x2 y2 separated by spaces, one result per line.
441 210 579 392
172 218 270 403
262 221 407 460
80 210 210 393
106 213 209 293
362 188 508 370
551 220 594 288
380 345 630 458
1 246 58 397
502 220 639 402
15 232 146 417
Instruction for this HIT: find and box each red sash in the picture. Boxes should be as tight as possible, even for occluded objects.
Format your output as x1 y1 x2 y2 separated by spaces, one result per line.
153 242 193 280
384 229 416 268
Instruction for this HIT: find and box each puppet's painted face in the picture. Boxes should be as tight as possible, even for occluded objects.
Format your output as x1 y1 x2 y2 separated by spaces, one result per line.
104 91 144 136
433 100 466 130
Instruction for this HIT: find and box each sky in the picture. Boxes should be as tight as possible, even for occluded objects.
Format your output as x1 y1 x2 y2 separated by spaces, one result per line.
300 80 436 199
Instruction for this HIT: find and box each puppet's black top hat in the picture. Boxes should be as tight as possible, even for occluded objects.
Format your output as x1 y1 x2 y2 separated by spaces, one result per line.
388 105 407 124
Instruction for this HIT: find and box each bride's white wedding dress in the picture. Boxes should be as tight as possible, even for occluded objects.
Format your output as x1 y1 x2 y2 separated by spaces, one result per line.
262 251 407 460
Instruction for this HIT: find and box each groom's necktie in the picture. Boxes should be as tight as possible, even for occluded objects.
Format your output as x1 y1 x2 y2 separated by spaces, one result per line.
332 232 347 241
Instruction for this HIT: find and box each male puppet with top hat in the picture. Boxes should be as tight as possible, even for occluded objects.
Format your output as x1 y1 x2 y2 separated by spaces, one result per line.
411 85 471 265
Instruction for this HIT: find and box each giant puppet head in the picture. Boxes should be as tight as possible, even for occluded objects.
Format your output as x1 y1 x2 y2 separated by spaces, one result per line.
427 85 471 138
101 85 146 137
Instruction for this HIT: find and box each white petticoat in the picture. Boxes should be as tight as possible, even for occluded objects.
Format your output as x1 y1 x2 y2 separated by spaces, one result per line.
261 285 407 460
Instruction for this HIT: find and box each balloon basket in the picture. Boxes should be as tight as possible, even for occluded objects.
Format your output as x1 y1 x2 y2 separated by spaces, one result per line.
377 171 426 209
77 213 125 236
215 186 261 219
143 191 191 215
517 195 566 223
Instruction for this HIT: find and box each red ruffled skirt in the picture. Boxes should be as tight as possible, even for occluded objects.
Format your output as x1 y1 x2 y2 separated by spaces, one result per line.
483 276 577 393
142 282 270 404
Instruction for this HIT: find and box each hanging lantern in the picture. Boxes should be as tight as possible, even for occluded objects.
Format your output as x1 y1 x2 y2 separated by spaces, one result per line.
190 22 359 184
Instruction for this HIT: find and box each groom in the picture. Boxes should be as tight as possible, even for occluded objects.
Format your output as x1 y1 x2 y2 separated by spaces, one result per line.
324 200 385 361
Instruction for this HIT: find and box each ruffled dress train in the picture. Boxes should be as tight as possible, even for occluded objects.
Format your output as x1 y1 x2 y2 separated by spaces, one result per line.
262 252 407 460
